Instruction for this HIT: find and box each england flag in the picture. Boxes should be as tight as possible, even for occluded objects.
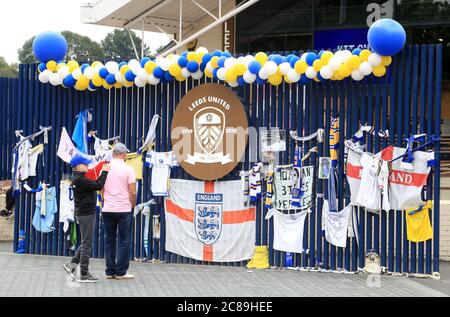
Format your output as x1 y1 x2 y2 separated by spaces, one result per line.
164 179 256 262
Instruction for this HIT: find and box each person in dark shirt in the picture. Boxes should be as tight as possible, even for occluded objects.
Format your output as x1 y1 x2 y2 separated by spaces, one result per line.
63 155 110 283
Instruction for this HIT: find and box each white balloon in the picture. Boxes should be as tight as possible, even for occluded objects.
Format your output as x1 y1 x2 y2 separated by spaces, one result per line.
72 68 82 80
217 68 226 81
105 61 119 74
181 67 191 78
258 68 269 80
131 64 142 75
320 65 333 79
128 59 139 69
83 67 95 79
206 62 214 73
264 61 278 76
49 73 62 86
287 69 300 82
244 55 255 65
228 81 239 87
192 70 203 80
158 58 170 71
134 77 146 87
305 66 317 79
196 47 209 54
243 71 256 84
94 64 104 73
115 72 124 83
279 62 291 75
137 68 148 80
148 74 160 85
58 65 70 78
351 69 364 81
328 56 341 71
38 70 52 83
224 57 237 69
359 62 373 76
341 50 353 63
300 53 308 61
88 86 96 92
368 53 382 67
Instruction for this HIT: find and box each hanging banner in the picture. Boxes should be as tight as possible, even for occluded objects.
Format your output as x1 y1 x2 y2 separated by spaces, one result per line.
171 83 248 180
164 179 256 262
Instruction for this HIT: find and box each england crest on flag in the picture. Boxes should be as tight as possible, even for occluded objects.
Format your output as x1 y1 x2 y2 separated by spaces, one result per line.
194 193 223 245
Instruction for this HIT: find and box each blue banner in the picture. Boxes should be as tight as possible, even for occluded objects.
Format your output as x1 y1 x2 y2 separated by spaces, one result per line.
314 28 370 51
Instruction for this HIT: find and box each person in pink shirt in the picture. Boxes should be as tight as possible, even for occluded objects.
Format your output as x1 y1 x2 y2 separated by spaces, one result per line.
102 143 137 280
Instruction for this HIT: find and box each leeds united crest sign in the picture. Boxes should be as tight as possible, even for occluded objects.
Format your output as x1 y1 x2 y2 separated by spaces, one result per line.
171 83 248 180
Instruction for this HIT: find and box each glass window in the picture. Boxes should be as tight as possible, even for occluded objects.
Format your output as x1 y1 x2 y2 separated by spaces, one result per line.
396 0 450 26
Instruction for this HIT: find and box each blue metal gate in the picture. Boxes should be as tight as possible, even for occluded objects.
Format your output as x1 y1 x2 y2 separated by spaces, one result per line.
0 44 442 276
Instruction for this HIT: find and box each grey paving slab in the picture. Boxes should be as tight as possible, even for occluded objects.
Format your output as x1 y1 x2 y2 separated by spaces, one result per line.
0 251 448 297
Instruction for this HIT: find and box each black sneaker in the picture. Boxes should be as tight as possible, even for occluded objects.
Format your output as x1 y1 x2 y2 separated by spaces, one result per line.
0 209 8 217
63 262 77 280
78 273 99 283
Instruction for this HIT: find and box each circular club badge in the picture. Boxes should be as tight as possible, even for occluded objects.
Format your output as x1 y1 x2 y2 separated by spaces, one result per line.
171 83 248 180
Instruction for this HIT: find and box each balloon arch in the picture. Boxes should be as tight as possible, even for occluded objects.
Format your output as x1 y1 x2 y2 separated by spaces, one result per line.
33 19 406 91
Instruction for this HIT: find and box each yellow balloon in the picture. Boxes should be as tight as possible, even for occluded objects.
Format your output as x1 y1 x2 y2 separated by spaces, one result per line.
46 60 57 72
67 60 79 73
187 52 198 62
120 65 130 76
225 69 237 82
233 63 246 76
176 75 186 82
360 49 371 62
313 59 324 72
114 82 123 89
195 54 203 64
205 69 213 78
91 61 102 68
294 60 308 74
211 56 219 68
320 51 334 64
268 74 282 86
103 82 113 90
255 52 268 65
123 80 133 88
347 55 362 70
92 74 103 87
144 61 156 74
169 64 182 77
313 77 321 82
284 75 292 84
78 75 90 87
338 64 352 77
372 65 387 77
381 56 392 66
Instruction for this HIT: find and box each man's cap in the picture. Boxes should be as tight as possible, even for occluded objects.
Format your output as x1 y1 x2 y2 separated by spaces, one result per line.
70 155 92 168
113 143 129 155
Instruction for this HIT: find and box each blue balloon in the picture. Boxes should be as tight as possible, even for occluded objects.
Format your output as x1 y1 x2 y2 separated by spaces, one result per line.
222 51 232 58
99 67 109 79
237 76 245 86
318 50 325 58
140 57 151 68
256 76 267 85
125 70 136 82
217 57 227 68
32 31 68 63
300 74 310 84
305 53 318 66
164 72 173 82
317 72 325 82
271 55 282 65
286 54 295 64
89 81 97 90
200 64 206 72
119 62 128 68
187 61 199 73
63 74 76 87
202 53 212 65
181 51 188 57
289 56 300 68
212 50 222 57
106 74 116 85
153 67 165 79
80 63 90 73
38 63 47 73
178 56 188 68
352 48 362 56
248 61 261 75
368 18 406 56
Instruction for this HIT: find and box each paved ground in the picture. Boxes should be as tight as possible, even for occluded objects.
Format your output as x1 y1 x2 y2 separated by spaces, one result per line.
0 242 448 297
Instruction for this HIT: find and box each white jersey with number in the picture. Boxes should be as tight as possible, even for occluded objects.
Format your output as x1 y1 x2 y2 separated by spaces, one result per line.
59 180 74 233
146 151 178 196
